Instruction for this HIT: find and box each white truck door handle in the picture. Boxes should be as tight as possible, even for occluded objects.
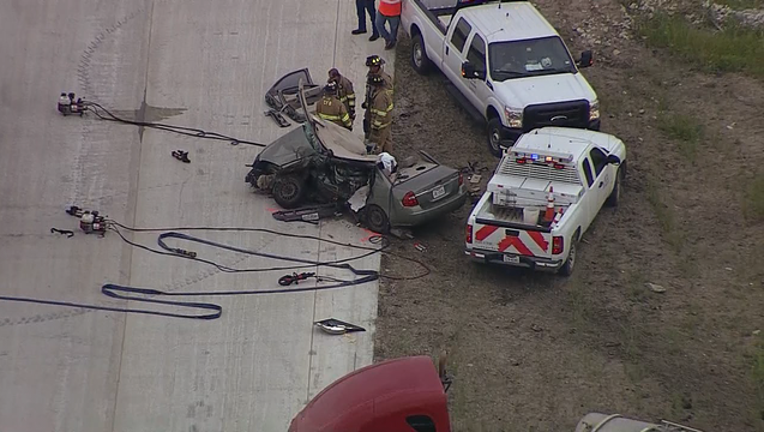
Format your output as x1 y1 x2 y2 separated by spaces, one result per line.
598 181 604 188
446 46 449 55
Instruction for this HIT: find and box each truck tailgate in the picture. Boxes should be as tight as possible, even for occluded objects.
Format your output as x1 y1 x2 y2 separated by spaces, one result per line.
472 218 553 259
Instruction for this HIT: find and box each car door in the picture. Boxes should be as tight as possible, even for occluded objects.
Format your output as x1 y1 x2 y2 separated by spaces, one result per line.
442 16 473 97
464 31 490 116
587 147 613 209
579 157 599 234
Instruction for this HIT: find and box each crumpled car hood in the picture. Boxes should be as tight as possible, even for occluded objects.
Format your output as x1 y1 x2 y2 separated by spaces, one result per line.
256 125 317 167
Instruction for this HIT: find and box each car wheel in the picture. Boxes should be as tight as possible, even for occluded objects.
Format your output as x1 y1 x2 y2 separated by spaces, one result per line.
487 117 504 157
411 33 433 75
558 237 577 277
364 204 390 234
605 167 623 207
272 175 306 209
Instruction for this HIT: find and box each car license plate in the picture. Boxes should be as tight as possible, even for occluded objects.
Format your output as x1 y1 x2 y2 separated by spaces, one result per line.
432 185 446 200
503 255 520 264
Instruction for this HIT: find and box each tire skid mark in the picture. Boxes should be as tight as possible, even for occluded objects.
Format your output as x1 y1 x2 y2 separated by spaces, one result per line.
71 8 144 206
0 6 271 328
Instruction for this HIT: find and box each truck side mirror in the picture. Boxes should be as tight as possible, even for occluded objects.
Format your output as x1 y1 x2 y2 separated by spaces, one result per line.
461 61 485 80
577 50 593 68
606 154 621 165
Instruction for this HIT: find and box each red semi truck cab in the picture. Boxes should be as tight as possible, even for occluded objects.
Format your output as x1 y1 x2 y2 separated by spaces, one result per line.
288 356 451 432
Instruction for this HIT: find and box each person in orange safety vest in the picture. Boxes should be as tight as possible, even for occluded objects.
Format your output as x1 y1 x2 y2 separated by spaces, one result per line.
375 0 401 50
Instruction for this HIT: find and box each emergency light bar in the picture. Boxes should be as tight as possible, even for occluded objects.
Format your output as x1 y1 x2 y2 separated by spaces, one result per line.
509 149 574 163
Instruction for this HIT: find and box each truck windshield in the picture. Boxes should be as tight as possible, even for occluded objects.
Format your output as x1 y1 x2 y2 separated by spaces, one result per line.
488 36 576 81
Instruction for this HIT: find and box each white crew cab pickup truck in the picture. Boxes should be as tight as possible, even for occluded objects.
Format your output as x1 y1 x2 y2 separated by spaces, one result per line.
401 0 601 157
465 127 626 276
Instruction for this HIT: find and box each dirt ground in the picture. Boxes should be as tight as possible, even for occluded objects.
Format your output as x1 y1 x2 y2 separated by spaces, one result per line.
372 1 764 431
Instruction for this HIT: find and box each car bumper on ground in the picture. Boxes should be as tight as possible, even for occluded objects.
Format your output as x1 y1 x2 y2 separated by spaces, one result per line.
393 190 468 228
464 248 563 272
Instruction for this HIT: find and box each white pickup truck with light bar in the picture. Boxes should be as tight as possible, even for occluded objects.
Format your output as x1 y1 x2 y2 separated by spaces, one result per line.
464 127 626 276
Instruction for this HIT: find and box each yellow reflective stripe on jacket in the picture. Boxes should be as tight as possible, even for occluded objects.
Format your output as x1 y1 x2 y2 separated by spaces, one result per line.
370 109 389 117
372 121 391 129
341 112 351 125
318 113 341 121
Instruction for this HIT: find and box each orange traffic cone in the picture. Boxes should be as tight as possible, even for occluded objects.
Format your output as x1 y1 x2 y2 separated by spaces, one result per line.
544 186 555 222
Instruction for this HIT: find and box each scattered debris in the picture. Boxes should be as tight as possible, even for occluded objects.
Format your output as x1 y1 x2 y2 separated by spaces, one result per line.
314 318 366 335
389 227 415 240
264 108 290 127
50 227 74 238
753 330 761 336
413 242 427 252
272 204 344 224
172 150 190 163
531 323 544 332
348 185 370 213
510 358 521 366
645 282 666 293
469 174 482 184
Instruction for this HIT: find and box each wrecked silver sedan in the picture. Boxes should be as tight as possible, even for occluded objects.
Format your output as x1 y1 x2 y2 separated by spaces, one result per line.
248 71 468 233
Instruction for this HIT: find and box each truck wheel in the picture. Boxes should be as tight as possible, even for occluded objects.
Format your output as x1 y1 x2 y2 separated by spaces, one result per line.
364 204 390 234
272 175 306 209
558 240 577 277
410 33 433 75
605 167 623 207
487 117 504 157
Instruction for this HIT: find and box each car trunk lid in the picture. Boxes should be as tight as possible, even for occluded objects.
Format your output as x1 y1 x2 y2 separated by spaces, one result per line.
394 162 460 207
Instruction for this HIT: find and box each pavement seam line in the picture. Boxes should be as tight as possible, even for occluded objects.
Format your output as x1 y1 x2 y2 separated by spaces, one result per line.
305 220 323 403
109 2 156 432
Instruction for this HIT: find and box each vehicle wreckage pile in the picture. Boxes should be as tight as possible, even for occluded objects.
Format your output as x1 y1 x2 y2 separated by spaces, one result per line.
250 68 468 234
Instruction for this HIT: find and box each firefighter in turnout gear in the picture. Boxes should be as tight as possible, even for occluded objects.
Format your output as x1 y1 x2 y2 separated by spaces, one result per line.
328 68 356 121
316 82 353 131
366 74 394 155
362 55 394 137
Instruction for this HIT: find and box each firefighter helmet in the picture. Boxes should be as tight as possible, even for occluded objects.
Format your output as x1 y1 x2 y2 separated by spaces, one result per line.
365 55 386 67
323 81 338 94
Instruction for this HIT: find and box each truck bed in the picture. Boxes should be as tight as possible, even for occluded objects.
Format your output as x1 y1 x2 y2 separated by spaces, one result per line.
476 198 559 230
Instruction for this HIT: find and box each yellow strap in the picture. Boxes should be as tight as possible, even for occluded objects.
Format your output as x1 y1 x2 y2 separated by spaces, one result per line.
371 109 388 116
319 113 341 121
341 113 350 122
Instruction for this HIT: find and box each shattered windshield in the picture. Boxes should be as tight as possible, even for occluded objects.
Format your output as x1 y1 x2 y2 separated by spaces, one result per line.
489 36 577 81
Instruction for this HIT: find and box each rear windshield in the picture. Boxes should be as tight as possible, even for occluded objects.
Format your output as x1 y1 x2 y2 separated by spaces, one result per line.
488 36 576 81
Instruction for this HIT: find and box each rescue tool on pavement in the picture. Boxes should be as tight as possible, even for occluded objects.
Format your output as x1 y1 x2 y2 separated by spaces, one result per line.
65 205 109 236
288 355 703 432
465 127 626 276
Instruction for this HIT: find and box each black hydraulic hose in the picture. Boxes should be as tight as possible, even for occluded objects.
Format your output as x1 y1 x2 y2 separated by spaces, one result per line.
82 101 267 147
0 222 429 321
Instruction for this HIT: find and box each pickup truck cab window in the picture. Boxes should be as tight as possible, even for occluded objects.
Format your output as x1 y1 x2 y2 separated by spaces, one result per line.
488 35 577 81
582 159 594 187
450 17 472 53
589 147 608 176
466 33 487 73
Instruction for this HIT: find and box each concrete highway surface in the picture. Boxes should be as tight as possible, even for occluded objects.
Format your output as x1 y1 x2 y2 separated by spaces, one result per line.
0 0 393 430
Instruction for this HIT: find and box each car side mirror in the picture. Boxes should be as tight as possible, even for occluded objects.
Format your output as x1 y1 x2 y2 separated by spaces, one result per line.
606 154 621 165
461 61 485 80
577 50 593 68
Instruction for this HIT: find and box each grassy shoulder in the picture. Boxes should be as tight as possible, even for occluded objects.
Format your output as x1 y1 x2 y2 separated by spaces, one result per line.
636 12 764 78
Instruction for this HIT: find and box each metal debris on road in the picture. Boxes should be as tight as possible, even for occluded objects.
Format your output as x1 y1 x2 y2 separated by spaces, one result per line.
314 318 366 335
